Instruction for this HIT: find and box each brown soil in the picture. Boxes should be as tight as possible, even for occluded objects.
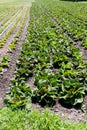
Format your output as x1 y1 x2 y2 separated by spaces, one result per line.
27 71 87 123
0 9 26 59
0 9 21 39
0 14 11 26
0 9 20 29
29 7 87 123
27 77 35 90
0 10 30 107
45 9 87 62
31 100 87 123
27 76 87 123
0 15 11 27
0 5 87 124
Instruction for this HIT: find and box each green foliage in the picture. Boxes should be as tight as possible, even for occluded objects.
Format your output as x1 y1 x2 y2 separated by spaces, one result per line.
0 108 87 130
0 42 4 48
0 67 3 72
33 70 57 106
8 43 16 52
5 82 31 110
0 56 10 73
82 39 87 49
5 0 87 109
1 56 10 62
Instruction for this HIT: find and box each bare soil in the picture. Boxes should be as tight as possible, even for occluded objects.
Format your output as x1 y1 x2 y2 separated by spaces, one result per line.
0 9 26 58
0 9 19 29
27 70 87 123
0 11 30 107
27 76 87 123
45 8 87 62
0 6 87 124
29 7 87 123
0 9 21 39
0 14 11 26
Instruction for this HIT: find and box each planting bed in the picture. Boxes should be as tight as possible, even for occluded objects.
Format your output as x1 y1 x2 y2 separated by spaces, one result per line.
0 0 87 123
0 0 31 106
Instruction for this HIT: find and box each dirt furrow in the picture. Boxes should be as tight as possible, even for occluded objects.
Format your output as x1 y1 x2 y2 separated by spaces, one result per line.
0 9 26 59
28 6 87 123
44 8 87 61
0 10 30 107
0 9 22 39
0 8 20 29
0 14 11 26
0 13 9 23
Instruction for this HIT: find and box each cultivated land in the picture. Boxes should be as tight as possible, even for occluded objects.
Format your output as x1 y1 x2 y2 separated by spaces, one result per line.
0 0 31 105
0 0 87 129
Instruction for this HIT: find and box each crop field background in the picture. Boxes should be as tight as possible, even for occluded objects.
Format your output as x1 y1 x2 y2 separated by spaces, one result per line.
0 0 31 106
0 0 87 129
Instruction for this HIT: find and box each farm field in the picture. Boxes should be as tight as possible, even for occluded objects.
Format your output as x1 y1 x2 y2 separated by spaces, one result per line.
0 0 87 129
0 0 31 105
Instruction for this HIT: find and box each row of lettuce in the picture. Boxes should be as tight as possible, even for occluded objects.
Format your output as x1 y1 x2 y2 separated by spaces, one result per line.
5 0 87 109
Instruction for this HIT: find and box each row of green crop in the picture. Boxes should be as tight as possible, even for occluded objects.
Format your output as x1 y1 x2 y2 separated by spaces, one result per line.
0 8 24 48
5 1 87 109
0 8 29 74
0 5 19 23
7 7 29 53
0 9 19 28
0 8 22 33
39 0 87 48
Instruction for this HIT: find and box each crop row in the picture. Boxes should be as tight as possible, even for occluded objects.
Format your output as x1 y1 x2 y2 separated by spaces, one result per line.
0 5 19 22
39 0 87 48
0 8 21 34
0 8 29 74
0 8 24 48
5 1 87 109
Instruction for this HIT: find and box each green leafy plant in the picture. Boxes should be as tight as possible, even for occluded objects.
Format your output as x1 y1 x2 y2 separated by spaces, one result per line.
8 43 16 52
5 82 31 110
5 0 87 109
33 70 57 106
0 56 10 70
